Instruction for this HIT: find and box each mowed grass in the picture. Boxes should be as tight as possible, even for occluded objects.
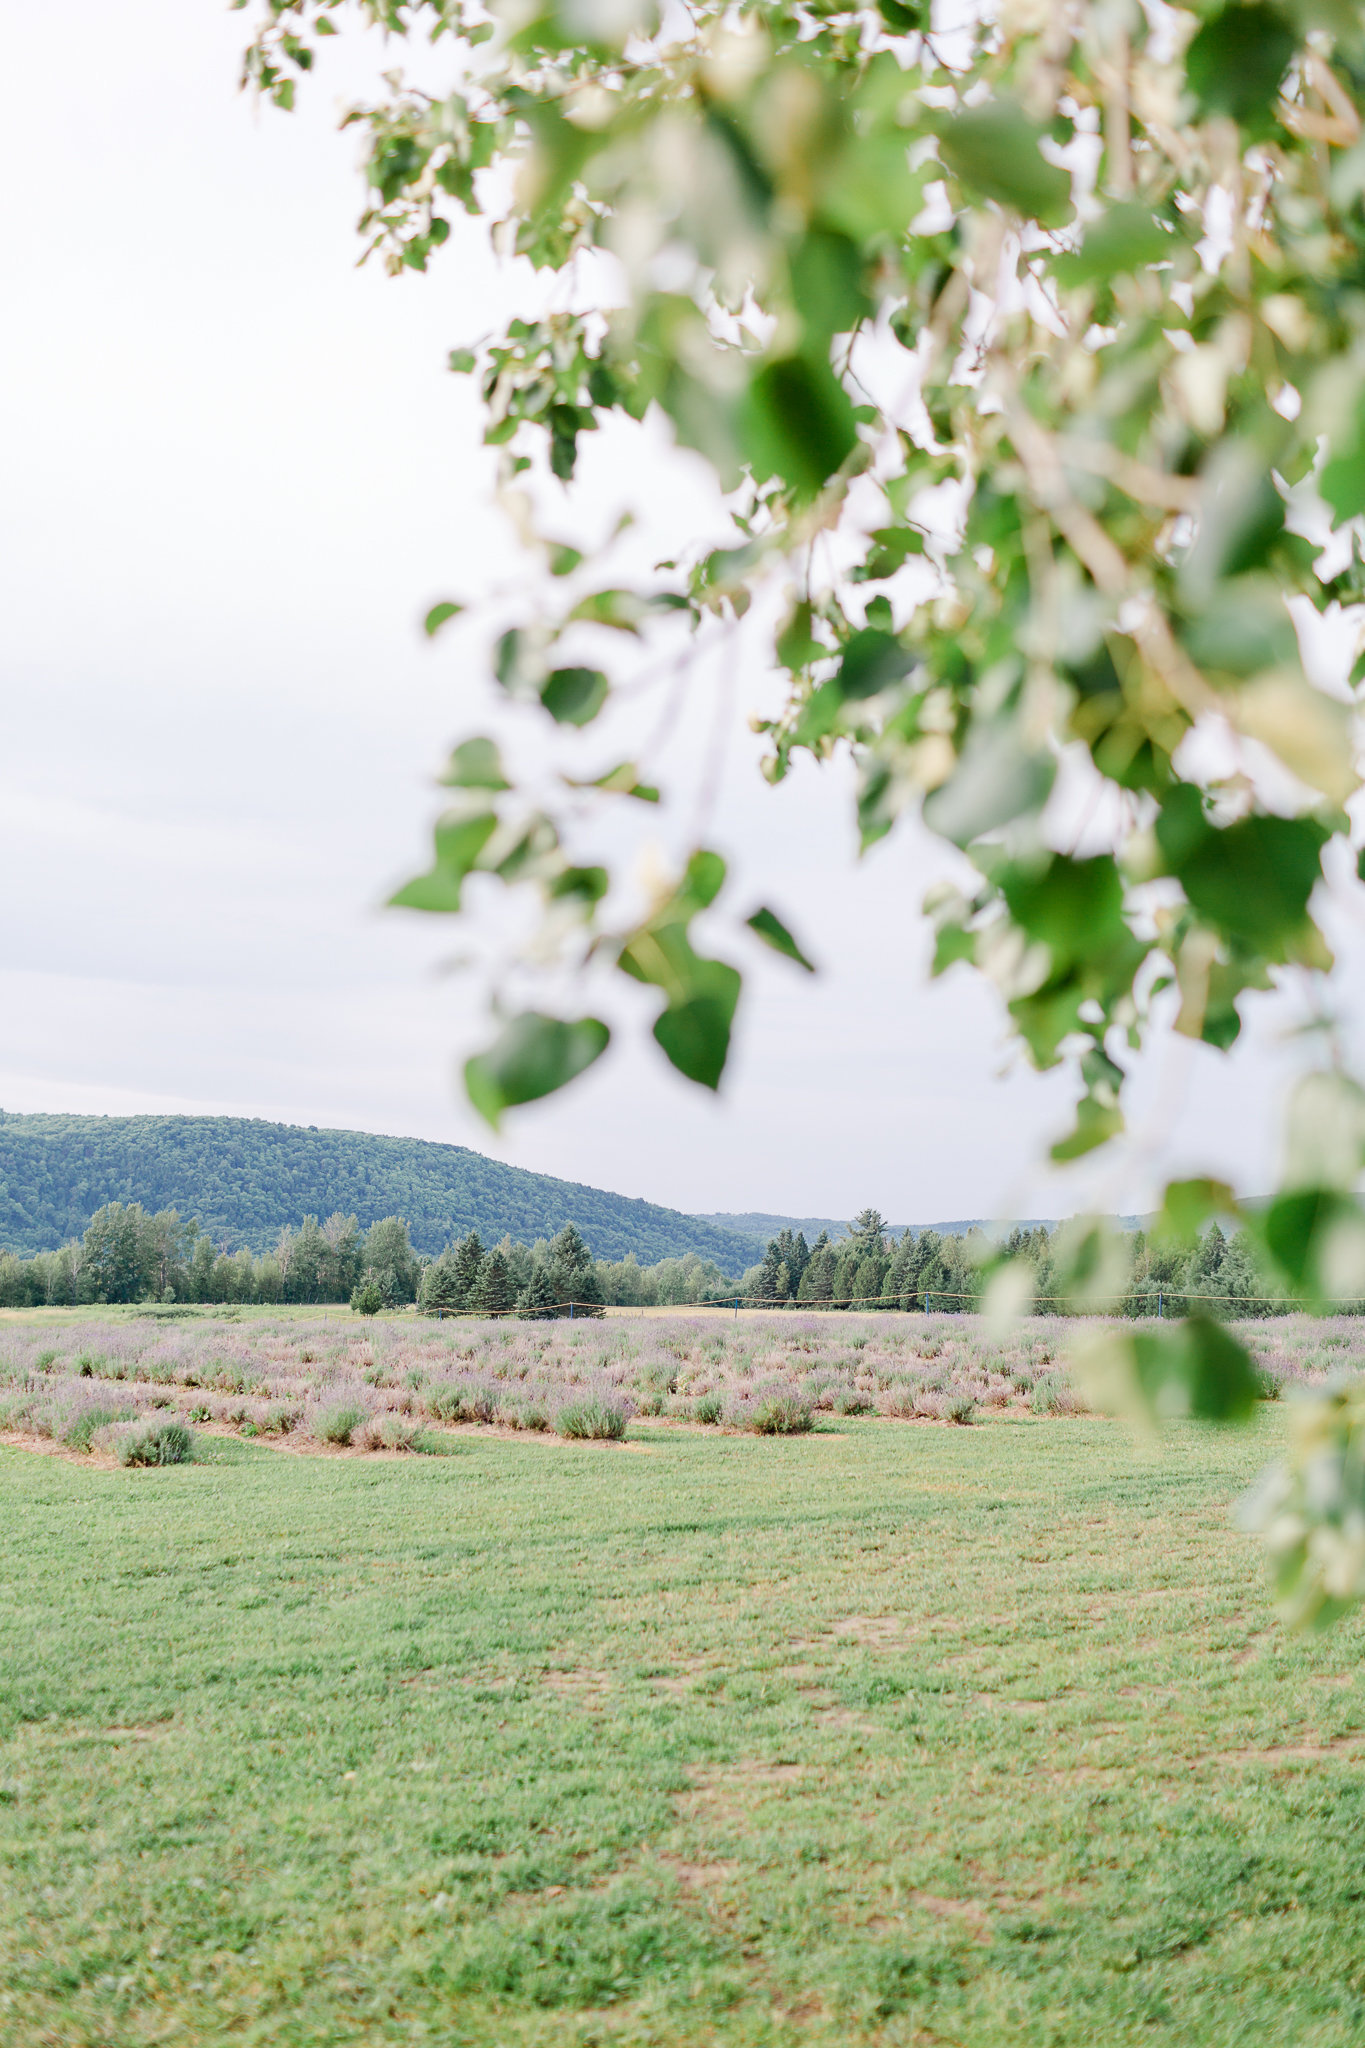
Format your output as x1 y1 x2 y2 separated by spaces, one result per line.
2 1417 1364 2046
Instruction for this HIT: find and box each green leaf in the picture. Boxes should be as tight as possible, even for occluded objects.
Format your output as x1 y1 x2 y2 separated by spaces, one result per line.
1254 1186 1365 1307
1238 1378 1365 1629
439 738 510 792
389 811 499 913
569 589 647 634
776 599 825 670
1049 1095 1124 1162
1320 390 1365 522
1081 1317 1262 1425
1154 1178 1239 1244
737 355 858 500
464 1012 610 1130
853 526 926 583
1186 4 1296 129
836 628 914 700
923 719 1056 847
789 229 873 344
816 130 924 243
548 865 609 907
1178 815 1329 953
1052 203 1175 287
447 348 476 374
652 963 741 1090
746 907 816 972
938 101 1073 228
877 0 924 24
1178 578 1299 677
999 853 1130 968
540 666 609 726
424 600 464 636
549 543 583 576
679 848 727 913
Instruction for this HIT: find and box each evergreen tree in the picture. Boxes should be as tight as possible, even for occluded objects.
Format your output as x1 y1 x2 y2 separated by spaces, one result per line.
418 1253 465 1315
468 1247 511 1316
450 1230 485 1303
547 1222 593 1278
517 1263 563 1318
797 1236 835 1303
755 1240 784 1302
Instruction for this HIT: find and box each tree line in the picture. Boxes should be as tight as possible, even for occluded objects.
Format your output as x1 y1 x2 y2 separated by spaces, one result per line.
0 1203 735 1316
740 1211 1295 1318
0 1200 1302 1319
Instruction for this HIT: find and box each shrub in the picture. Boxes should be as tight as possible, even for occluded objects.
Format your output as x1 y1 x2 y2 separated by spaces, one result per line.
1030 1375 1084 1416
833 1388 874 1416
350 1280 384 1317
359 1412 419 1452
109 1419 195 1466
693 1391 724 1425
34 1349 59 1372
553 1395 629 1440
878 1383 920 1420
63 1401 137 1452
313 1400 367 1445
943 1393 976 1426
424 1378 497 1425
744 1386 813 1436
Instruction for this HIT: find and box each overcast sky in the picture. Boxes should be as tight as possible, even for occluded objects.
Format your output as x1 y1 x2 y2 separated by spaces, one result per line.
1 1 1352 1226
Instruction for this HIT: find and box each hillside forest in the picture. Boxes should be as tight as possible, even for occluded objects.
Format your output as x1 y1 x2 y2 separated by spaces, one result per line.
0 1201 1297 1319
0 1112 758 1269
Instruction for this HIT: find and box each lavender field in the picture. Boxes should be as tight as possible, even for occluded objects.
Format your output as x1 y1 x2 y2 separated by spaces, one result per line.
0 1309 1358 1462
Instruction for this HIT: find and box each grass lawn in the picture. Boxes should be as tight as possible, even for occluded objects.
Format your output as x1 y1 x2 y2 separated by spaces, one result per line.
2 1414 1364 2046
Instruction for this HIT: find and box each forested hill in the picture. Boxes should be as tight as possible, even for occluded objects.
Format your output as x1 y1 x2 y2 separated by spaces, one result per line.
0 1113 764 1267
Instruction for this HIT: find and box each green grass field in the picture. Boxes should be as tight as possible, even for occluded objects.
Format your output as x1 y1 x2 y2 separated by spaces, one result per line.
3 1414 1364 2046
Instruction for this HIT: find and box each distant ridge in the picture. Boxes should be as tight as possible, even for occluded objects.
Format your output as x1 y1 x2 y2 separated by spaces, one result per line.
700 1212 909 1244
702 1212 1146 1243
0 1112 764 1268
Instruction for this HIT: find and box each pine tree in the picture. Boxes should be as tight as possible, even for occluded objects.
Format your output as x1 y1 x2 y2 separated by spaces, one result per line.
517 1263 563 1319
797 1237 834 1303
468 1247 511 1316
450 1230 485 1303
547 1222 592 1278
755 1240 784 1302
418 1254 465 1315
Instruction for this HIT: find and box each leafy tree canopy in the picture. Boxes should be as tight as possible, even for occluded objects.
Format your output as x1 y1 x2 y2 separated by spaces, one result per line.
236 0 1365 1616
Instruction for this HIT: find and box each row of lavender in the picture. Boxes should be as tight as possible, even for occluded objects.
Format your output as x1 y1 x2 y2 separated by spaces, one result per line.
0 1311 1346 1457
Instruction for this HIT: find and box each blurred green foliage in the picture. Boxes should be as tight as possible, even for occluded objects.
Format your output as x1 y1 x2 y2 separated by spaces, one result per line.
235 0 1365 1609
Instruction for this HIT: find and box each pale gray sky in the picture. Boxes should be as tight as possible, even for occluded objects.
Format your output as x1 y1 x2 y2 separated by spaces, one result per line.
0 0 1344 1223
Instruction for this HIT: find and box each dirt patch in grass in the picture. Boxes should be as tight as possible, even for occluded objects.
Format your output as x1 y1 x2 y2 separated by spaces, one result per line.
1216 1735 1365 1767
661 1855 743 1891
543 1668 615 1706
0 1429 119 1470
826 1614 913 1646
